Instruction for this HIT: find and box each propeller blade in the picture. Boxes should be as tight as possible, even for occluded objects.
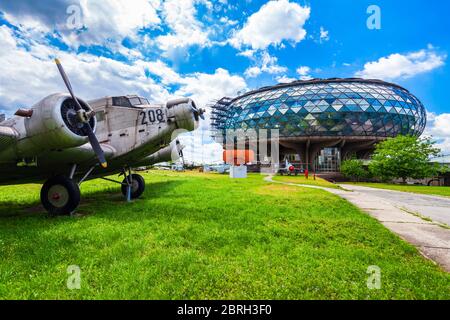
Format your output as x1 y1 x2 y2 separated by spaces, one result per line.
55 58 84 112
55 58 106 169
84 123 107 168
176 140 185 167
190 105 199 121
191 105 205 121
180 149 185 167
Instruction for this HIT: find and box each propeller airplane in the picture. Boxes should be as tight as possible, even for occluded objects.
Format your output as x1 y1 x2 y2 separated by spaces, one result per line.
0 59 204 215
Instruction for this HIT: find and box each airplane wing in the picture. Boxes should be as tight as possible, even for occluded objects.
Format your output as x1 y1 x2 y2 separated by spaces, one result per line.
0 126 18 149
134 142 180 167
0 123 115 166
39 143 117 166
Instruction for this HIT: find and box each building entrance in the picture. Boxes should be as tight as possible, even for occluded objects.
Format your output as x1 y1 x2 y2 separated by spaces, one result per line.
314 148 341 172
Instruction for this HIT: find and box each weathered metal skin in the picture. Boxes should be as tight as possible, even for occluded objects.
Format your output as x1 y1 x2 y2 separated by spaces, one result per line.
167 98 198 132
0 94 199 185
0 94 91 164
20 94 91 156
135 141 181 167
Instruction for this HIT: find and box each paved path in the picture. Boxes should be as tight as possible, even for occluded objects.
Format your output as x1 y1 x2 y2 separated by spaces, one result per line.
339 184 450 226
264 175 450 272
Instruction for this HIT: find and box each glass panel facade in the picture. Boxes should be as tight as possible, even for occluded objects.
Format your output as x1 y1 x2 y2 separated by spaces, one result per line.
211 80 427 139
315 148 341 172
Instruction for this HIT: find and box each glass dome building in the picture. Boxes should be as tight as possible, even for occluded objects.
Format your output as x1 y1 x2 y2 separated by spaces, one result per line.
211 78 427 172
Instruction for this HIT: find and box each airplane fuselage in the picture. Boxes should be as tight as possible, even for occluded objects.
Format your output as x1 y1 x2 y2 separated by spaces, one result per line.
0 94 196 185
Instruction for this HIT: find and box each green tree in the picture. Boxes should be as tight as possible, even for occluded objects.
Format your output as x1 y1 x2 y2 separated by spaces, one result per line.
438 164 450 175
341 159 369 182
369 135 441 183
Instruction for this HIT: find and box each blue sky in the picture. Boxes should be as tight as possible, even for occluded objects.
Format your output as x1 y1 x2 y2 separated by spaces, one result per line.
0 0 449 160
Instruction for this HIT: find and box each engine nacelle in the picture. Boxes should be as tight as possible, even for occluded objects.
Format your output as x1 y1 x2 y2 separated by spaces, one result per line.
166 98 199 132
135 141 181 167
19 93 95 154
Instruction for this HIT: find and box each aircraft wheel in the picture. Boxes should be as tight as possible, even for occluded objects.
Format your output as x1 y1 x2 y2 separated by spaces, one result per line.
41 176 81 216
121 174 145 199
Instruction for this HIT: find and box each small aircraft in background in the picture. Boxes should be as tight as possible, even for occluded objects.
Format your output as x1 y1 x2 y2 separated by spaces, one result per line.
0 59 204 215
204 163 231 174
277 159 302 176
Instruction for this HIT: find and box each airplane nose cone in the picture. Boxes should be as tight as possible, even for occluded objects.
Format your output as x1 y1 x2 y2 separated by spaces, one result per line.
167 98 201 132
190 101 205 121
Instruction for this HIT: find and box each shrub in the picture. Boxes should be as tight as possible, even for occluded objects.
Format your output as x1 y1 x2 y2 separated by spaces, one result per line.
341 159 369 182
369 135 441 183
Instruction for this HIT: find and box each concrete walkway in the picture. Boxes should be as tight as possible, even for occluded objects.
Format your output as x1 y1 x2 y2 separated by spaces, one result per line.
264 175 450 272
340 184 450 226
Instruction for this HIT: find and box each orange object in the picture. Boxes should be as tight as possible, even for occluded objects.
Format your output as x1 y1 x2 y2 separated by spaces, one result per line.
223 149 255 165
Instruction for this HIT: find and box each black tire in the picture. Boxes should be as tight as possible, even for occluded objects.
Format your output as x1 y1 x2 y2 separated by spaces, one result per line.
428 179 440 186
121 174 145 199
41 176 81 216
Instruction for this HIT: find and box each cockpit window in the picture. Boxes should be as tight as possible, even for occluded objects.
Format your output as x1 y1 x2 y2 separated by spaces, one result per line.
112 97 132 108
129 97 141 106
140 98 150 105
112 96 150 108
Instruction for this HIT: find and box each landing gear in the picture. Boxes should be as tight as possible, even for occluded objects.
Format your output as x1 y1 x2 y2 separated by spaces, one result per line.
121 174 145 200
40 168 145 216
41 175 81 216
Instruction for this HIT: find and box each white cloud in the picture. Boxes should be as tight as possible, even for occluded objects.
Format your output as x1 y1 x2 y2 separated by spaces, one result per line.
0 0 216 60
297 66 310 76
219 17 238 26
0 0 161 49
244 51 287 78
428 113 450 137
175 68 247 108
135 59 247 108
0 26 170 110
73 0 160 46
244 67 263 78
230 0 310 50
319 27 330 42
355 46 446 80
155 0 211 55
138 60 182 85
424 112 450 154
0 24 246 115
237 49 256 58
276 75 297 83
296 66 313 80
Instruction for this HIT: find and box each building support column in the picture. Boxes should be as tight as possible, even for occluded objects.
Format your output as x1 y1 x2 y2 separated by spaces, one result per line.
306 139 341 172
342 140 377 160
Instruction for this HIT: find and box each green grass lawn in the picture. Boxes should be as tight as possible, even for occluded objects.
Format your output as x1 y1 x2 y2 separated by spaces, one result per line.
342 182 450 197
0 171 449 299
272 174 342 189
